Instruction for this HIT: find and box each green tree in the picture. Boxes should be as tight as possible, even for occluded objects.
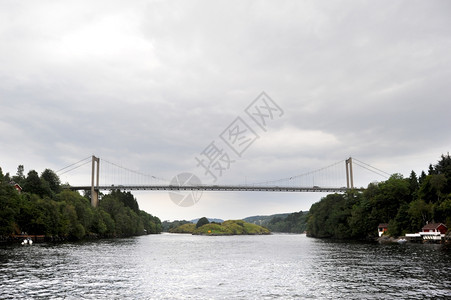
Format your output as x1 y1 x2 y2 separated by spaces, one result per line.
12 165 25 186
22 170 46 197
408 199 432 231
434 153 451 194
0 182 21 235
307 193 352 238
388 202 411 236
41 169 61 194
437 198 451 228
113 190 140 214
196 217 210 228
367 174 409 224
408 170 419 200
348 194 376 238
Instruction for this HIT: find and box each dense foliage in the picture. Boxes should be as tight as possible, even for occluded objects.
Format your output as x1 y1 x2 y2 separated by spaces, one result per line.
243 213 289 226
307 154 451 239
162 220 192 232
0 166 161 240
265 211 309 233
168 223 196 233
195 217 210 228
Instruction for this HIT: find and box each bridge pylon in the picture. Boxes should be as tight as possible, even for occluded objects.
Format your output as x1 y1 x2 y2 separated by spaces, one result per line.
345 157 354 189
91 155 100 207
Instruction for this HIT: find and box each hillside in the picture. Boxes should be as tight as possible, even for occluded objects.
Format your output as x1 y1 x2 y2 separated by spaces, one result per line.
243 212 309 233
243 213 290 226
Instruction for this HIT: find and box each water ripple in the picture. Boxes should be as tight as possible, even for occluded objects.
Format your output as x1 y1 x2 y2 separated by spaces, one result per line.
1 235 450 299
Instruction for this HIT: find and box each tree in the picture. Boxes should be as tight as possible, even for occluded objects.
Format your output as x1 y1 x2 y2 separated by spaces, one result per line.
388 202 411 236
99 190 160 236
419 170 427 185
0 182 21 235
428 164 435 175
307 193 351 238
434 153 451 177
22 170 45 197
16 165 25 179
12 165 25 186
41 169 61 194
408 170 419 200
408 199 432 231
266 211 309 233
196 217 209 228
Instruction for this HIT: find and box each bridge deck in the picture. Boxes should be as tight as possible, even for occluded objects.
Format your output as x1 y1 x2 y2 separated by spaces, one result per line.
69 185 348 193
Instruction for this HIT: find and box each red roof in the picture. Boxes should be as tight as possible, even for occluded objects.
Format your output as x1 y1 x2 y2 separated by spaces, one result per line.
422 223 447 230
378 223 389 228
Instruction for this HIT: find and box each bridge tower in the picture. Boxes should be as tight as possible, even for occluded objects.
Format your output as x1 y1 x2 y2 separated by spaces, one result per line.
345 157 354 189
91 155 100 207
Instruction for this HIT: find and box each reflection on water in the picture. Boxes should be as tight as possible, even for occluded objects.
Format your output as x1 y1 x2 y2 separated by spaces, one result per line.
1 234 450 299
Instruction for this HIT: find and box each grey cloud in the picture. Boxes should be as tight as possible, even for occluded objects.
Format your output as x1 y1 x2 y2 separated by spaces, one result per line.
1 0 450 220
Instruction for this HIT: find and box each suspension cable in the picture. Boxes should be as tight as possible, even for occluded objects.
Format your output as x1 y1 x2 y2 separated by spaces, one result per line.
56 156 92 173
352 161 389 179
102 158 169 183
57 159 92 176
353 157 391 177
250 159 346 186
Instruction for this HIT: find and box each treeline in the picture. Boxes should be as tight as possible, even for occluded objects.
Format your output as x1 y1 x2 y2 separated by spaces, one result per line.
0 166 161 241
162 220 192 232
307 154 451 239
265 211 309 233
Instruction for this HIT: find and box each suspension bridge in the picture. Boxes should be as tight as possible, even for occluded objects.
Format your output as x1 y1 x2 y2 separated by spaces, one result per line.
57 155 391 207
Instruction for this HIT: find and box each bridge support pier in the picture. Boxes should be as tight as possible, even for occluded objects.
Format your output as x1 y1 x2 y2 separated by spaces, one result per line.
346 157 354 189
91 155 100 207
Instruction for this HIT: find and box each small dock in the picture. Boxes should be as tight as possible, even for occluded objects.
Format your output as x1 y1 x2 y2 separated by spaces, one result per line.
405 232 446 243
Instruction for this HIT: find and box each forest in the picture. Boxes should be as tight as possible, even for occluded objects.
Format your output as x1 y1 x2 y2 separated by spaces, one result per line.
307 154 451 239
0 166 161 241
265 211 309 233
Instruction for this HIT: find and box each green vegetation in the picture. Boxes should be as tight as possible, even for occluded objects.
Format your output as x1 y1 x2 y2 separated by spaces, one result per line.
196 217 210 228
169 223 196 233
243 213 290 226
0 166 161 241
162 220 192 232
307 154 451 239
266 211 309 233
244 212 308 233
169 219 270 235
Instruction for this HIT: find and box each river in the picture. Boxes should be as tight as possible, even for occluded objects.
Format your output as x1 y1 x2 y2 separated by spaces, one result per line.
1 234 450 299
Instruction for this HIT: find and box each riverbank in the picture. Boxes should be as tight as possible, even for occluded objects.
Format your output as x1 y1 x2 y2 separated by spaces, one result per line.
1 231 158 245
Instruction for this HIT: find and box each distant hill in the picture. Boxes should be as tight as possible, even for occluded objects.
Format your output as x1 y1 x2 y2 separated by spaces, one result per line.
243 213 291 226
163 213 308 233
190 218 224 224
162 220 191 232
244 211 309 233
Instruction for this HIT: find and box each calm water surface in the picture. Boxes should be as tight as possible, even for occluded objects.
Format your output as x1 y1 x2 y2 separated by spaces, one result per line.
1 234 450 299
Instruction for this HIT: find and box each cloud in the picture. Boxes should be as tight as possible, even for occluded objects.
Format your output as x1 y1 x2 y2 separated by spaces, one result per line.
1 0 450 220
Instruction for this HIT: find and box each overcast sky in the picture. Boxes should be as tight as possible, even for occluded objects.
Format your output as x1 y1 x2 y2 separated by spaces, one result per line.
1 0 450 221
